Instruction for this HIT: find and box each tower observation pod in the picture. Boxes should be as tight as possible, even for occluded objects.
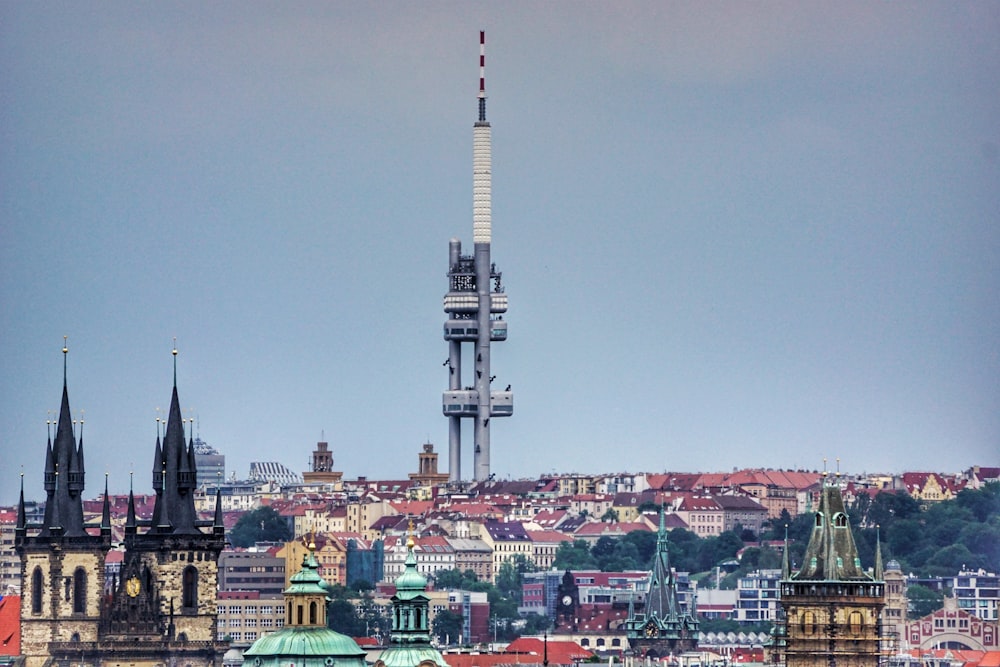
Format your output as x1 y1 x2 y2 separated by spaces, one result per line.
442 31 512 483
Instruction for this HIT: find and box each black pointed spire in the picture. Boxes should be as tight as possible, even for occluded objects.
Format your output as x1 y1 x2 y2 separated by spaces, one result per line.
16 473 26 535
213 485 225 535
42 341 86 536
126 472 137 534
150 344 199 533
102 473 112 534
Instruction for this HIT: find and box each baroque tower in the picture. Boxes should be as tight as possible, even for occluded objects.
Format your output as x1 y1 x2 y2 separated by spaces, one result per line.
777 473 886 667
442 31 513 482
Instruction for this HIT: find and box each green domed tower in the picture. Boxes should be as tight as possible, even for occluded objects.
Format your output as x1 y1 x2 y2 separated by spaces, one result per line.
374 533 448 667
242 538 368 667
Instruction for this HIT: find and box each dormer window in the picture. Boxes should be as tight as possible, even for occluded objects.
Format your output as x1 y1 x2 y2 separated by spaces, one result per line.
814 512 824 527
834 513 848 528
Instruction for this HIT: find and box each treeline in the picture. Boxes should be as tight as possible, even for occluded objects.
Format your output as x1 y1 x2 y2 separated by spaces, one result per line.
553 484 1000 580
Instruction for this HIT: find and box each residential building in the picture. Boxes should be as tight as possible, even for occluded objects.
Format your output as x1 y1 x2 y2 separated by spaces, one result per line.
445 537 493 582
734 569 781 624
218 549 286 595
951 569 1000 622
216 590 284 648
480 520 532 581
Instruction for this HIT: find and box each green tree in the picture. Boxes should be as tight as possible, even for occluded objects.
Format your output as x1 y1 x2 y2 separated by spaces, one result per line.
601 508 620 522
433 568 480 590
956 484 1000 523
907 584 944 619
229 506 291 547
554 540 596 570
496 555 534 604
622 530 658 567
432 609 465 645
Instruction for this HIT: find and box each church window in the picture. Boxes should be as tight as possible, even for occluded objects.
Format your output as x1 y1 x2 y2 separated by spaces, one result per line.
73 567 87 613
415 607 423 629
182 566 198 610
31 567 43 614
310 601 317 625
834 513 848 528
814 512 824 527
297 604 303 625
287 601 292 624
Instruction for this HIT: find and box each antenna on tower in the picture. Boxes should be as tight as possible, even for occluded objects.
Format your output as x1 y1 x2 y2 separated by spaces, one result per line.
478 30 487 122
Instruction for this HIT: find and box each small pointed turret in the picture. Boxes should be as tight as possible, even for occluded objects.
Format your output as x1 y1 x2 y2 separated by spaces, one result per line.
101 473 112 535
16 473 26 535
213 486 224 535
126 471 138 534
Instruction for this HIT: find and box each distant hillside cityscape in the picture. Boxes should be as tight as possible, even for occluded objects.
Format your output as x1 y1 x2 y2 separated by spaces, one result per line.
3 436 997 662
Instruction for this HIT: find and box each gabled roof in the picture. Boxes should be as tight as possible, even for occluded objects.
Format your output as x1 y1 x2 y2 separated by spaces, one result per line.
525 530 571 544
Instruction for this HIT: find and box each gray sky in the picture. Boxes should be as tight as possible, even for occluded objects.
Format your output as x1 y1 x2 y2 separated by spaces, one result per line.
2 2 998 505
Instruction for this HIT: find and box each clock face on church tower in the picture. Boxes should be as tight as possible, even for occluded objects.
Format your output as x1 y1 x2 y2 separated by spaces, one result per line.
562 595 573 607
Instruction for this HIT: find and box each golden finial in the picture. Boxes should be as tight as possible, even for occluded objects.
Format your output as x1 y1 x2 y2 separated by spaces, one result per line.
63 335 68 355
406 519 416 549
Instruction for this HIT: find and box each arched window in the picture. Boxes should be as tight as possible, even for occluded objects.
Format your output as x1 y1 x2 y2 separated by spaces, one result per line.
415 607 423 630
310 601 317 625
32 567 43 614
834 513 848 528
814 513 824 527
182 566 198 610
73 567 87 613
297 604 303 625
287 600 292 624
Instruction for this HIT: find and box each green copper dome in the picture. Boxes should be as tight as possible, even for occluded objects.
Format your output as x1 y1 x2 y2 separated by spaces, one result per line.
393 543 428 599
242 540 367 667
242 626 367 666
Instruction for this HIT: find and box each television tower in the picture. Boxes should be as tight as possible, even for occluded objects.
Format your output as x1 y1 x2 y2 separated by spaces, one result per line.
442 31 512 482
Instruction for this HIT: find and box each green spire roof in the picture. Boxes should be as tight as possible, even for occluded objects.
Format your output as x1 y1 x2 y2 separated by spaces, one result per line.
790 476 875 582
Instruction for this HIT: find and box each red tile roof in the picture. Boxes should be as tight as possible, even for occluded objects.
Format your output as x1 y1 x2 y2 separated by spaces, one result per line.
0 595 20 656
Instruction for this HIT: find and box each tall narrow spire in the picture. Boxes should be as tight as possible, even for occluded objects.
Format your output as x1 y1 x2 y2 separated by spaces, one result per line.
101 472 112 534
16 472 26 534
42 339 86 536
781 524 791 579
874 526 884 580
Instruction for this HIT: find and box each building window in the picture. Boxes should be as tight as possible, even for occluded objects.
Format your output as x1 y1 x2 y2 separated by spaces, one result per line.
849 611 863 634
73 567 87 613
182 566 198 610
801 611 816 635
31 567 43 614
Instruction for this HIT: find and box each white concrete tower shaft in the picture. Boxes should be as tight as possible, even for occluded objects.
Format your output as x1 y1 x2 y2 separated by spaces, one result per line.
473 30 492 481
